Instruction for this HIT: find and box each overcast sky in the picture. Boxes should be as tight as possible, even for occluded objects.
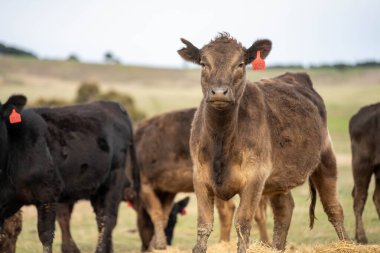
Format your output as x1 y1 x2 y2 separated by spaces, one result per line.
0 0 379 68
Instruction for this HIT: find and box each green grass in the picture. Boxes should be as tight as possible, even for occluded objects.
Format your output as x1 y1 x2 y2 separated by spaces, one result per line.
0 57 379 252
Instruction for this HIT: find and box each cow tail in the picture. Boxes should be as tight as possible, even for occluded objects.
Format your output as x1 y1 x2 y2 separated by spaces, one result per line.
309 177 317 229
129 139 141 194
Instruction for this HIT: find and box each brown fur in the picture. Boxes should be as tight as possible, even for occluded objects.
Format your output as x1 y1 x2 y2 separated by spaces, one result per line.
135 108 269 251
178 33 348 253
349 102 380 244
0 211 22 253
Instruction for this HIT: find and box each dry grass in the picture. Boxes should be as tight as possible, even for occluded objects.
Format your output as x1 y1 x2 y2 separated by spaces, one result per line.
150 241 380 253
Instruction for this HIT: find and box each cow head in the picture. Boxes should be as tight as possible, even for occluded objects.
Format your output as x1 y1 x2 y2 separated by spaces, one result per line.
0 95 27 168
178 33 271 110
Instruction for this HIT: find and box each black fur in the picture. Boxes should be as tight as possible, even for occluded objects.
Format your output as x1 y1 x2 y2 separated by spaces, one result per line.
0 96 140 252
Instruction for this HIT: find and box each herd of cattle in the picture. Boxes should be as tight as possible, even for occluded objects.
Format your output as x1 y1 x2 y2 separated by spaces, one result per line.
0 33 379 253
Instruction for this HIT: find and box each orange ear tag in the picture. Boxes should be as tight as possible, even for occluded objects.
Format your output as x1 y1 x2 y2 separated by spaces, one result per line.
9 108 22 124
252 50 266 71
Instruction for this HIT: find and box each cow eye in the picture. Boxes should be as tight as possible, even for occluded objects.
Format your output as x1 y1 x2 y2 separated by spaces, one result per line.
200 62 206 69
238 62 244 68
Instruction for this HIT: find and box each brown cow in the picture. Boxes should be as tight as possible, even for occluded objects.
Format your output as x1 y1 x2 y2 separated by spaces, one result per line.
55 108 269 252
135 108 269 250
178 33 348 253
349 102 380 244
0 211 22 253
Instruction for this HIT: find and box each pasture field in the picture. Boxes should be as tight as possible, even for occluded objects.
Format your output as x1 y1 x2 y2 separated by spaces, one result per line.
1 56 380 252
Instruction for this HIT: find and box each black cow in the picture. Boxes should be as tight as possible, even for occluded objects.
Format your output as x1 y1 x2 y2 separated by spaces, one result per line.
164 196 190 245
0 95 140 253
350 102 380 244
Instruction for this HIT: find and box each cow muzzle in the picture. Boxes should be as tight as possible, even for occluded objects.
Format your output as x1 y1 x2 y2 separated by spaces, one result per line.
207 86 234 108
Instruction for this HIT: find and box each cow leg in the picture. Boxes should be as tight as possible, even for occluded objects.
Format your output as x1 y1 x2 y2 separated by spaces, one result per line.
159 192 176 228
215 197 235 242
270 192 294 250
140 183 167 250
352 165 372 243
311 147 349 242
137 206 154 252
373 165 380 219
192 180 214 253
254 197 270 246
91 170 124 253
235 180 265 253
56 203 80 253
37 203 56 253
158 192 176 245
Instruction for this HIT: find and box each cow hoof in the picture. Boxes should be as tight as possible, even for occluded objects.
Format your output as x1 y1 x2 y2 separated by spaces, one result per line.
148 238 167 251
192 244 206 253
356 235 368 244
154 239 167 250
62 244 81 253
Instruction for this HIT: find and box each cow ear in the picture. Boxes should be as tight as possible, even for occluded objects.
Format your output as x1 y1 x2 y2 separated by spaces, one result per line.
1 95 27 118
245 39 272 65
177 38 201 65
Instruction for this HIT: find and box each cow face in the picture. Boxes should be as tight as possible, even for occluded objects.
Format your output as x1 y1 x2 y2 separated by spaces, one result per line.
178 33 271 110
0 95 27 169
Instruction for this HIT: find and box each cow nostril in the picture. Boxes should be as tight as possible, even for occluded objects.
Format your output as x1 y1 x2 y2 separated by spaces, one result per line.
211 89 216 95
223 89 228 95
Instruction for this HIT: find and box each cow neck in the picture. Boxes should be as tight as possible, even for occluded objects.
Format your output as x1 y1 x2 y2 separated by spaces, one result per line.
204 103 239 142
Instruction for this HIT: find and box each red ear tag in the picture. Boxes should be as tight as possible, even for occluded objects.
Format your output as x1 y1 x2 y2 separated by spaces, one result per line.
127 201 134 208
9 108 22 124
180 208 187 216
252 50 266 71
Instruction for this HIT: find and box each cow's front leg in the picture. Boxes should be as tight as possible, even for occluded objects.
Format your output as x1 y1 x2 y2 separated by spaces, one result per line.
235 179 265 253
192 179 214 253
37 203 56 253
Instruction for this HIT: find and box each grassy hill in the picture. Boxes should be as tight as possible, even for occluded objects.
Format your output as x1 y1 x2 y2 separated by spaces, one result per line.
1 56 380 252
1 56 379 153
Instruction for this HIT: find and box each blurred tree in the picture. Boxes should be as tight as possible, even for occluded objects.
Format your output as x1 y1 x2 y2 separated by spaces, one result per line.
67 54 80 62
0 42 37 58
104 51 120 64
33 98 69 107
75 81 146 123
97 90 146 122
75 81 100 103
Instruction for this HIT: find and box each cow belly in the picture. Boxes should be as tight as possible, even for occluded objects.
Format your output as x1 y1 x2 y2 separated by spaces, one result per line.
263 166 314 195
59 153 112 198
153 167 194 193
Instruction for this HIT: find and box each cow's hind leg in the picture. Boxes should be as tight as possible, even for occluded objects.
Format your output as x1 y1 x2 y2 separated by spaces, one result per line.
352 161 372 243
373 165 380 219
270 192 294 250
137 205 154 252
37 203 57 253
215 198 235 242
255 197 270 246
57 202 80 253
311 147 349 242
158 192 176 245
140 183 168 250
91 169 125 253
